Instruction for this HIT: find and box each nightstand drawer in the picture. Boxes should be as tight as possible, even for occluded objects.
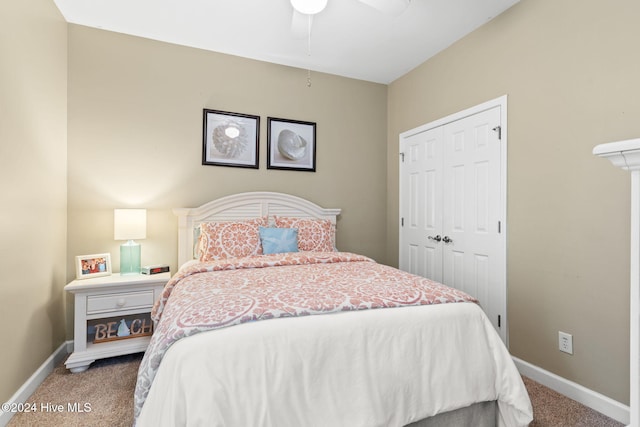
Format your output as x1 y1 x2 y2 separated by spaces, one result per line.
87 290 155 314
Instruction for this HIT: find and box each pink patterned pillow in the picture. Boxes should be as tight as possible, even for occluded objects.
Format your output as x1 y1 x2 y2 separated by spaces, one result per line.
273 216 336 252
198 217 267 261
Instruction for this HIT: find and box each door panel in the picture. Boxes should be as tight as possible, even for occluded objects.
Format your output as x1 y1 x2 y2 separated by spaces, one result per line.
442 106 501 330
399 126 443 283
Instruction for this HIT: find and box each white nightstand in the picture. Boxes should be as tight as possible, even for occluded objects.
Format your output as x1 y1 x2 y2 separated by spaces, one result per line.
64 272 171 373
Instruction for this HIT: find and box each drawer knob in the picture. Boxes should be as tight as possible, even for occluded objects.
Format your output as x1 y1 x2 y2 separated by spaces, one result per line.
116 298 126 307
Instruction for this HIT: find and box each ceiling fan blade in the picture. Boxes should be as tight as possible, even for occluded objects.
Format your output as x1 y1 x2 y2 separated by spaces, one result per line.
291 10 312 39
358 0 410 16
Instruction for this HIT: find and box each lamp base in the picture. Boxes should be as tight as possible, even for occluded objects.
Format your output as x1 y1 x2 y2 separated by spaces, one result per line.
120 240 141 275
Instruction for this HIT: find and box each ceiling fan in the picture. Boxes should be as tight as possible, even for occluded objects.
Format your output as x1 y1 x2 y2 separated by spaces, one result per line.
290 0 411 38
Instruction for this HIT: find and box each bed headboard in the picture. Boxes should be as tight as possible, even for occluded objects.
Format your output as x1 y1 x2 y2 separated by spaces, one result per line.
173 192 341 266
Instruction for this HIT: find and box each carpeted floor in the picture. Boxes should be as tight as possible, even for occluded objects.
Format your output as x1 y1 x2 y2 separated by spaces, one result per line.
6 353 625 427
6 354 140 427
522 377 623 427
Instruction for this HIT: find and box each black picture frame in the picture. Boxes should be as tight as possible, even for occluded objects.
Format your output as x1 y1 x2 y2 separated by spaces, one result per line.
202 109 260 168
267 117 316 172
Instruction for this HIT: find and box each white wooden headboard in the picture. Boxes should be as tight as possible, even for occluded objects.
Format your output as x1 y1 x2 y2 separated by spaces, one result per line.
173 192 341 266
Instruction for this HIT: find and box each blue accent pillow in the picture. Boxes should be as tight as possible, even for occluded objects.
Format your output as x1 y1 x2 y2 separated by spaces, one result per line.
259 227 299 255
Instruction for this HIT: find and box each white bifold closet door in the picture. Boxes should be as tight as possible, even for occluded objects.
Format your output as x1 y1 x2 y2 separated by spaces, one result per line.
400 105 505 341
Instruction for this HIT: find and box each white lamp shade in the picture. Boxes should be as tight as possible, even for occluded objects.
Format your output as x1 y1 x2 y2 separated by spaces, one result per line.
290 0 328 15
114 209 147 240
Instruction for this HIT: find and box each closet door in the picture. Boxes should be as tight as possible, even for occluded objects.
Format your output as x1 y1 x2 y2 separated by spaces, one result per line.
441 106 502 332
399 126 443 282
399 103 505 341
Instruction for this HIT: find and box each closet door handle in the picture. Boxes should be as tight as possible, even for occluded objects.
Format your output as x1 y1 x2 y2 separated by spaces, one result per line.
442 236 453 243
428 235 442 242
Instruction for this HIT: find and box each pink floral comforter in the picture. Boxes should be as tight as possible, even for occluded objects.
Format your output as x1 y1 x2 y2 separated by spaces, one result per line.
133 252 477 420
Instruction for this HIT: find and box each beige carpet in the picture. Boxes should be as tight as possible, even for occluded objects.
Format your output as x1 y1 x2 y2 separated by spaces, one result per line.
522 377 624 427
6 353 625 427
6 354 140 427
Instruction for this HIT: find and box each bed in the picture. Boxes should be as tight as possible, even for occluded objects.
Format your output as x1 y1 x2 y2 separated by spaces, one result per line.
134 192 533 426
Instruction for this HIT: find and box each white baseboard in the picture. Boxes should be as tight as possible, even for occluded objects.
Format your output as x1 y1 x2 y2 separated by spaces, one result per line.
0 340 72 427
513 356 630 425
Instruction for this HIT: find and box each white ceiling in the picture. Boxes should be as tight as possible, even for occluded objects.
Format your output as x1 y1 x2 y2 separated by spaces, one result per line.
53 0 520 84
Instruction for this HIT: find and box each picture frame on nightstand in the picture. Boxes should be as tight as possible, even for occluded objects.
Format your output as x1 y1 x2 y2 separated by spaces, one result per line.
75 253 112 280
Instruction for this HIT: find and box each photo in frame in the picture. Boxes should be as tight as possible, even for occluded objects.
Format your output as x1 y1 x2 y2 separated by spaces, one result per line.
267 117 316 172
202 109 260 168
75 253 112 280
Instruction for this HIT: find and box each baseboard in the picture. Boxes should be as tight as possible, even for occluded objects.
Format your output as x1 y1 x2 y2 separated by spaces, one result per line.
0 340 72 427
513 356 630 425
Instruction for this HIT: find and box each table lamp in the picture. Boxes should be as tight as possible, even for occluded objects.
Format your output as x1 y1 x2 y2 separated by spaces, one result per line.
114 208 146 275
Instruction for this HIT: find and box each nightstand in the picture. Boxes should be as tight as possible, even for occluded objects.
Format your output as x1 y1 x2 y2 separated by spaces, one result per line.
64 272 171 373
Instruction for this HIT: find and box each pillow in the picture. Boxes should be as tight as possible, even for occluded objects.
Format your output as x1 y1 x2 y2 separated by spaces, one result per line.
198 217 267 261
273 216 336 252
259 227 299 255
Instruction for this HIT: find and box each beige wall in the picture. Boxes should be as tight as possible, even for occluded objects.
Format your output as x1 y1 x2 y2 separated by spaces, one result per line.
0 0 68 403
66 26 388 334
388 0 639 404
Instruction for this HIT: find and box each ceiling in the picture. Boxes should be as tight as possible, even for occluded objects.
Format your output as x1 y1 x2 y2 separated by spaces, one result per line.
53 0 520 84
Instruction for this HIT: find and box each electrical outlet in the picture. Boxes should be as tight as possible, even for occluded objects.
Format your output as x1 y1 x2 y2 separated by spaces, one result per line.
559 331 573 354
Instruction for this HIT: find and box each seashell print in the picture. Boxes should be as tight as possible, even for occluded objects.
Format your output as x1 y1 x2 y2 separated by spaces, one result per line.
277 129 307 160
212 121 249 158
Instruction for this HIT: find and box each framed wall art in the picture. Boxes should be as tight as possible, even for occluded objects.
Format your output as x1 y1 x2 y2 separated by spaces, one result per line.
267 117 316 172
75 253 112 280
202 109 260 168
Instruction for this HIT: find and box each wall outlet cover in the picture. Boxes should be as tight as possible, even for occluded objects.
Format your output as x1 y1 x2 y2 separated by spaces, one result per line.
559 331 573 355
